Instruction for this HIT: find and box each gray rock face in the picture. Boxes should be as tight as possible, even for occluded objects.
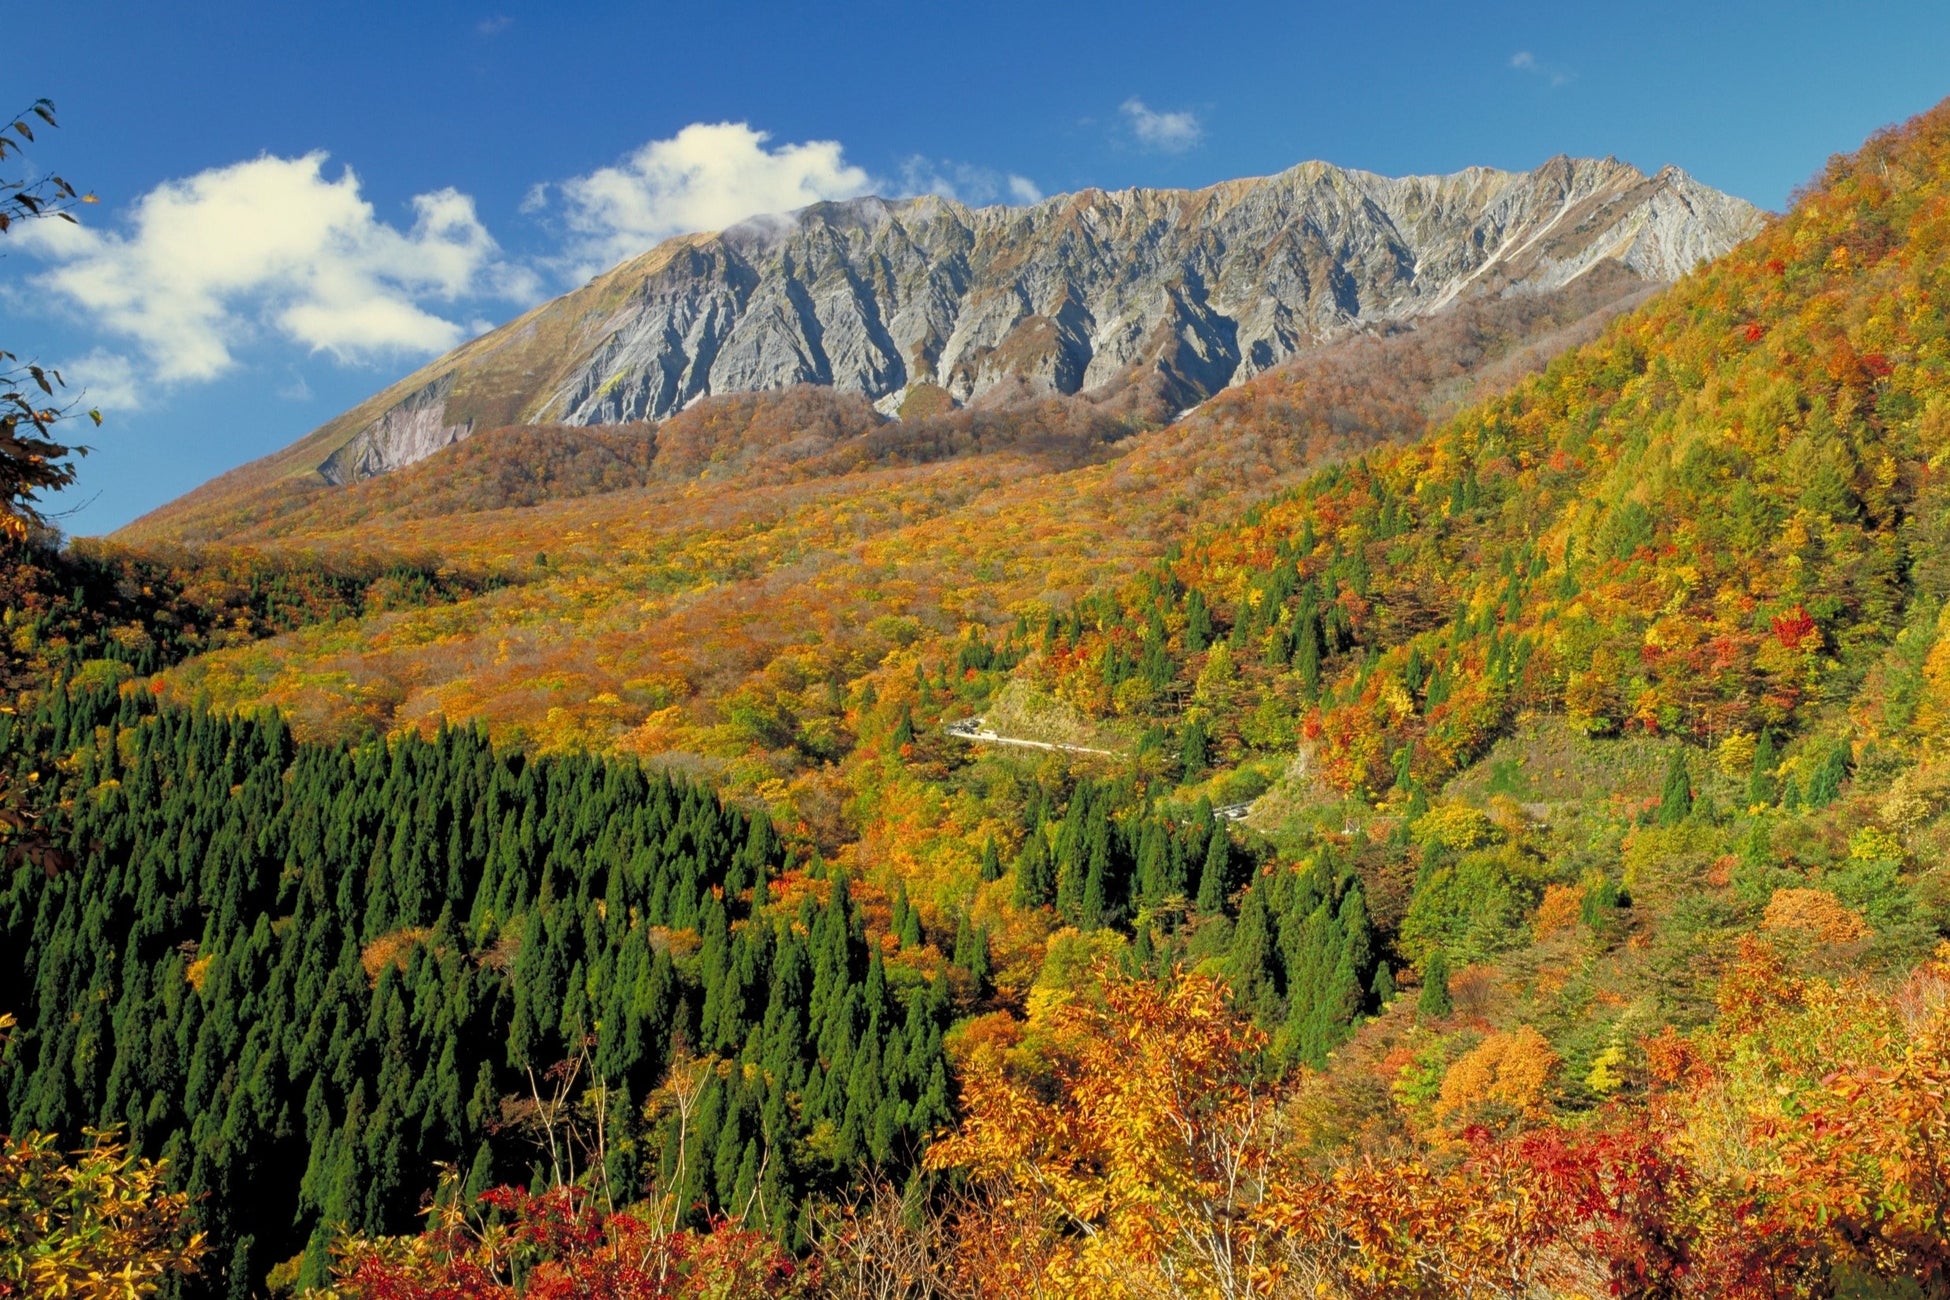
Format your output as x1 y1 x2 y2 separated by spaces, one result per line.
318 375 473 486
322 156 1764 480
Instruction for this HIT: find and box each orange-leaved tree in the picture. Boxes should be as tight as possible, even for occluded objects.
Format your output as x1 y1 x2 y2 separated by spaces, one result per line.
1681 938 1950 1293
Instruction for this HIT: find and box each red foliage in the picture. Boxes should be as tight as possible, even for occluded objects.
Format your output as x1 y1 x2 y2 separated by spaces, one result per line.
332 1184 809 1300
1769 606 1817 651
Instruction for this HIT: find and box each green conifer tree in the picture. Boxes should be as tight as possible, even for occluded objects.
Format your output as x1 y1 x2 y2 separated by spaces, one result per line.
1012 832 1054 909
1180 718 1209 780
1195 830 1230 915
1657 749 1693 826
1370 961 1395 1006
1418 950 1452 1019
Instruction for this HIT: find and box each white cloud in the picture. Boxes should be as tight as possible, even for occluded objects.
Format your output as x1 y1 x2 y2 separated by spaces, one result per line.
1121 98 1203 153
536 122 874 277
1510 51 1573 87
20 152 537 388
896 156 1042 206
476 15 512 35
59 349 145 415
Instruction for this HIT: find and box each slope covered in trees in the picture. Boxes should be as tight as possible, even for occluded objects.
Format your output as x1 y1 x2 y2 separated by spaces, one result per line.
0 681 959 1292
11 96 1950 1300
119 265 1654 827
1027 96 1950 808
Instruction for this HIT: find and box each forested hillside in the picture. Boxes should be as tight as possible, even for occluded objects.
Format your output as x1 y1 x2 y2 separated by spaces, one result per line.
7 96 1950 1300
0 682 956 1290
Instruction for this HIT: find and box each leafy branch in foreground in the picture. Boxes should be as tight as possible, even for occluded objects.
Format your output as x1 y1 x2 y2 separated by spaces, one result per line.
1 98 98 540
0 1017 206 1298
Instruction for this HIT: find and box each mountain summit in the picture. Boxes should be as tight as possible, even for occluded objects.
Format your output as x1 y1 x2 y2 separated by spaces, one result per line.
127 155 1762 528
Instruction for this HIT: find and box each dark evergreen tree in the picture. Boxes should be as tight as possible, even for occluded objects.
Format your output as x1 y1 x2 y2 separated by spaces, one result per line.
1747 732 1778 808
1657 749 1693 825
1012 831 1055 909
1195 829 1230 915
1418 950 1453 1019
1180 718 1210 780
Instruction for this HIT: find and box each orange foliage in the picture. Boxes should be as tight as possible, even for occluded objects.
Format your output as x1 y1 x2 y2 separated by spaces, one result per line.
927 943 1950 1298
1532 882 1583 938
926 969 1296 1298
1433 1025 1560 1128
361 926 434 982
1761 886 1871 943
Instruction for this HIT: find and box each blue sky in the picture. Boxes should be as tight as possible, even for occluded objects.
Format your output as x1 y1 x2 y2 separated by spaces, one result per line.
9 0 1950 534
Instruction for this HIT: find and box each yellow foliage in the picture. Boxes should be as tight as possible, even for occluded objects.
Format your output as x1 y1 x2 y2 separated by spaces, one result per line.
1435 1025 1560 1127
1411 802 1495 852
1913 606 1950 741
0 1128 206 1297
1717 730 1759 777
1878 764 1946 831
1585 1042 1628 1095
1848 824 1904 865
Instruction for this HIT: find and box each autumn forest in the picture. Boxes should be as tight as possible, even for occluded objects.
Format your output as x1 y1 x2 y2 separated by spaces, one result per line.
6 92 1950 1300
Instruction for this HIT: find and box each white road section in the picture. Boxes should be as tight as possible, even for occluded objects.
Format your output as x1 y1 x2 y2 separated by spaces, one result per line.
943 718 1121 757
943 718 1260 821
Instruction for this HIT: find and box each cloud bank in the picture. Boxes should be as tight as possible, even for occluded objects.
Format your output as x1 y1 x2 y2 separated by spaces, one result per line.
534 122 875 277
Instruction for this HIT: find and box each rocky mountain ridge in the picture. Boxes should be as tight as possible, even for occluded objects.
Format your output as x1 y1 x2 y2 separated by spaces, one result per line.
126 153 1764 521
543 155 1757 426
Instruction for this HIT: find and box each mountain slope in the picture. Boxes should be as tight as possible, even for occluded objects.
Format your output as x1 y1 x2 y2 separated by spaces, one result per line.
1003 99 1950 873
117 156 1759 544
134 271 1658 780
15 93 1950 1300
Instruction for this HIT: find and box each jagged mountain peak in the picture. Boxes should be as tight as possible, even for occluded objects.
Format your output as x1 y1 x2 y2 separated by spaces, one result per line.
123 152 1763 537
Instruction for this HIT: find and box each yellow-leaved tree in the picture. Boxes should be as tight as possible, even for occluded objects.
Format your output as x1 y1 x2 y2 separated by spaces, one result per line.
926 969 1297 1299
